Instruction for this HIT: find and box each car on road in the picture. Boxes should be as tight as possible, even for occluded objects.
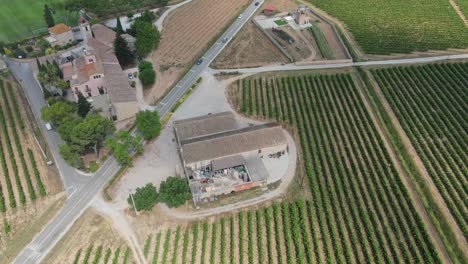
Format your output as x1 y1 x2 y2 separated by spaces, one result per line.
128 72 133 79
255 2 260 6
196 59 203 65
222 37 229 43
238 14 243 19
45 122 53 131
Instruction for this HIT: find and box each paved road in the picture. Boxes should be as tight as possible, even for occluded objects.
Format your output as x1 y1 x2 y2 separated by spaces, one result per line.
212 53 468 74
154 0 264 114
8 1 264 263
6 60 123 263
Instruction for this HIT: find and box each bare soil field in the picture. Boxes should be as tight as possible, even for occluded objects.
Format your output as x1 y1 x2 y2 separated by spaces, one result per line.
0 77 63 261
43 209 128 264
145 0 250 104
211 21 289 69
214 0 350 69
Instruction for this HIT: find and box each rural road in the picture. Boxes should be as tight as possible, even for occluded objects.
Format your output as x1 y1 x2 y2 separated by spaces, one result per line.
7 0 264 263
153 0 264 114
7 0 466 262
212 53 468 74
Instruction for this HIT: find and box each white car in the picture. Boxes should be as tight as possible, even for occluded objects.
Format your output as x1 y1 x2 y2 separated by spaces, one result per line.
238 14 243 19
45 122 53 131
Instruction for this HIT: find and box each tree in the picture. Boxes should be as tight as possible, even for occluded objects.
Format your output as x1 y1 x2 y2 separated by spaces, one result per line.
115 17 124 34
139 68 156 87
59 144 83 168
136 110 161 140
43 4 55 27
134 21 160 57
57 117 83 143
105 130 142 166
41 101 76 126
113 33 134 67
158 176 191 208
138 60 153 72
70 113 115 158
127 183 158 211
77 92 92 117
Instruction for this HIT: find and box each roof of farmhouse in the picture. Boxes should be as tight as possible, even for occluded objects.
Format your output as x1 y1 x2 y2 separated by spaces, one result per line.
174 112 239 141
180 123 286 165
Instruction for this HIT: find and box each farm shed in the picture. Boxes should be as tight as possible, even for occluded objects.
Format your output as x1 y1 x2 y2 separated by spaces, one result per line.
174 112 289 205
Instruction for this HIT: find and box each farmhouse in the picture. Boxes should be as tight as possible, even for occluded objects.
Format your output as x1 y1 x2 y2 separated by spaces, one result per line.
293 5 310 25
174 112 289 205
60 23 138 123
46 23 74 47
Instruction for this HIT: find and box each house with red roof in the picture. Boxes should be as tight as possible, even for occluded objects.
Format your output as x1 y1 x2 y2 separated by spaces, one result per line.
263 4 276 14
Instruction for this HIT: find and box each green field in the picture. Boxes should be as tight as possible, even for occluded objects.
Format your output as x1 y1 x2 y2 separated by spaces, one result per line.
309 0 468 54
0 0 78 43
372 63 468 239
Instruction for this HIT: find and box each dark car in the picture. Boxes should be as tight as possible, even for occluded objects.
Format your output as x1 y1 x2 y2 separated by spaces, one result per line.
255 2 260 6
196 59 203 65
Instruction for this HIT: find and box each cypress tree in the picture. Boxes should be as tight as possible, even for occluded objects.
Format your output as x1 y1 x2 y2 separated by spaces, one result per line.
77 92 92 118
113 33 134 66
116 17 124 34
43 4 55 27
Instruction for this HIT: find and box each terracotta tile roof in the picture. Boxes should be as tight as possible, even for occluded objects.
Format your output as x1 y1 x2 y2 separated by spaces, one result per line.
91 24 116 47
49 23 71 35
87 36 136 103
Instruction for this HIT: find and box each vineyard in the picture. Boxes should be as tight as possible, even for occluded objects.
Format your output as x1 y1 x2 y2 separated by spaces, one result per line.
371 63 468 239
72 245 131 264
0 79 49 211
145 72 442 264
309 0 468 54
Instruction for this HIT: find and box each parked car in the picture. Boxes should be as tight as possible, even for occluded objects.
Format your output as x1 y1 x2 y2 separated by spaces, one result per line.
196 59 203 65
45 122 53 131
128 72 133 79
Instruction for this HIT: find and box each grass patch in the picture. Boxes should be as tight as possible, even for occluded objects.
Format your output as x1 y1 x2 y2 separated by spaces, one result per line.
308 24 334 59
103 165 128 201
274 19 287 26
0 0 80 42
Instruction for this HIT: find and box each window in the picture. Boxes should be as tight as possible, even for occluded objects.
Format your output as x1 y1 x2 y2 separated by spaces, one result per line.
88 58 94 63
98 87 105 95
87 92 92 97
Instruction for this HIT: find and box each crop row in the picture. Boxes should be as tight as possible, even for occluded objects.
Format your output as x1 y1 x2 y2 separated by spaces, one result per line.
372 63 468 236
239 73 441 263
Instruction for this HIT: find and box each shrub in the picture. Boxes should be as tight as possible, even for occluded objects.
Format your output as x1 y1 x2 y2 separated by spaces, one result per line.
139 68 156 87
88 161 99 173
158 176 191 208
138 61 153 71
127 183 158 211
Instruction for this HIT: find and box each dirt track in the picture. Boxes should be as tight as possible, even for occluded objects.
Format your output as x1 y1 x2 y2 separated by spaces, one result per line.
352 73 452 263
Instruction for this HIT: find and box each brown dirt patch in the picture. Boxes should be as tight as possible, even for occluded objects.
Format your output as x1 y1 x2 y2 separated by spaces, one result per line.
212 21 288 69
42 209 126 264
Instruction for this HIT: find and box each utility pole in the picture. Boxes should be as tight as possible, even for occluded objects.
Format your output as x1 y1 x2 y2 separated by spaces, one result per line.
129 188 139 215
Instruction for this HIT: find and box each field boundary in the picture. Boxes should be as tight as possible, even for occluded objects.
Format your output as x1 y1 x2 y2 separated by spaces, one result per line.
357 66 467 262
352 71 451 263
